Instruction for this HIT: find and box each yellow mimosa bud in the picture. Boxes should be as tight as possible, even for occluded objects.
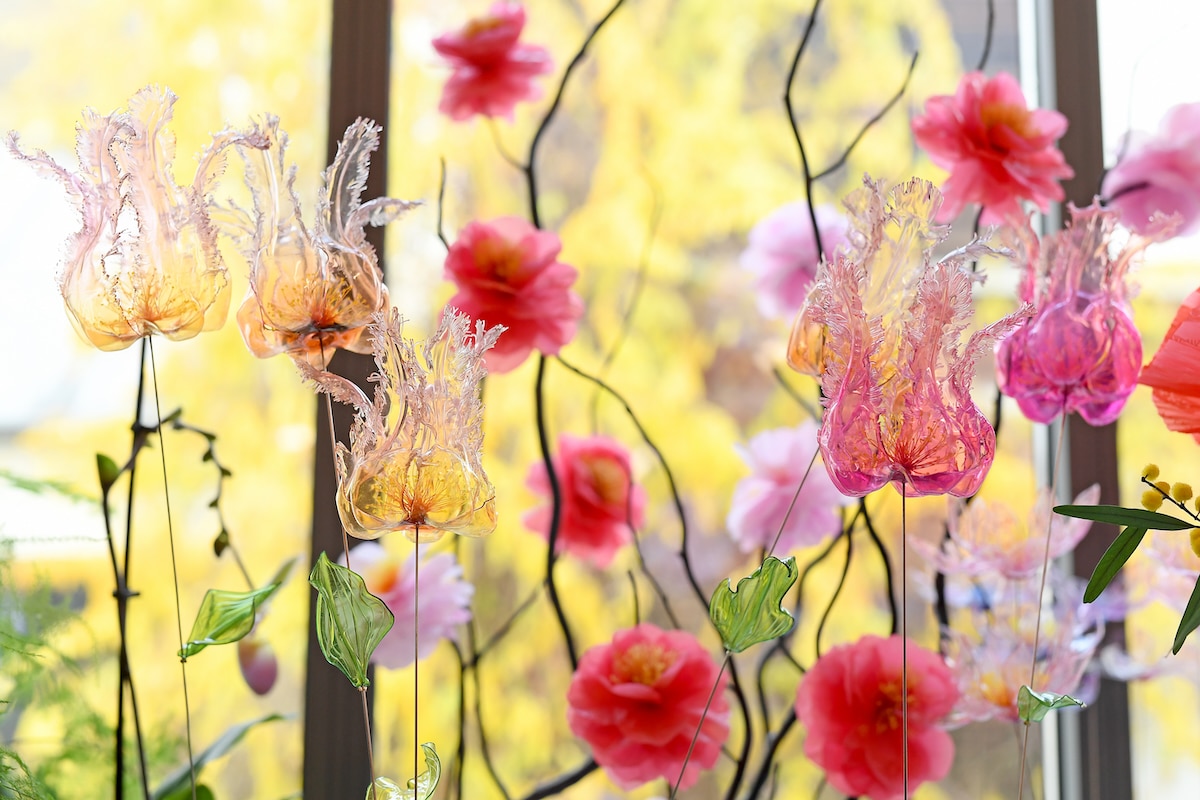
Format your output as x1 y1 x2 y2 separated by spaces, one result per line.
1173 482 1194 503
1143 464 1161 481
1142 490 1164 511
1155 480 1171 495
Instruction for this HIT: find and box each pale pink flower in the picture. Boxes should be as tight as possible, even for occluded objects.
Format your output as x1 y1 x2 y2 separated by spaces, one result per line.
796 634 958 800
342 542 473 669
740 202 851 320
787 177 1028 497
567 623 729 791
523 434 646 568
432 2 553 122
726 422 852 554
912 71 1073 224
1102 102 1200 236
444 216 583 373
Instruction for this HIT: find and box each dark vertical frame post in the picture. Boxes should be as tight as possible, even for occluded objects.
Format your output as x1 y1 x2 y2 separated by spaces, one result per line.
302 0 392 795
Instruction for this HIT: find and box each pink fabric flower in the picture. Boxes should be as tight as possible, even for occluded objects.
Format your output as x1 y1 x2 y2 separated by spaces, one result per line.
343 542 474 669
796 634 958 800
740 202 851 320
726 422 852 554
444 216 583 373
1102 103 1200 236
912 71 1073 224
787 178 1028 497
432 2 553 122
567 623 729 790
523 434 646 568
1138 286 1200 443
996 204 1150 425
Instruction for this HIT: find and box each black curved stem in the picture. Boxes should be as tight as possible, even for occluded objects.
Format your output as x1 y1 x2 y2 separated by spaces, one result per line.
976 0 995 72
452 640 466 800
723 660 753 800
436 156 449 249
741 709 797 800
467 619 512 800
856 498 899 635
814 527 854 658
469 585 542 668
519 759 599 800
784 0 826 261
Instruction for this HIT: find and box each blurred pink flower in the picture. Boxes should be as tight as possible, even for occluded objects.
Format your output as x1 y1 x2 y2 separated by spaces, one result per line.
740 202 851 320
523 434 646 568
1102 103 1200 236
237 636 278 695
567 623 729 791
796 634 957 800
344 541 473 669
444 216 583 373
787 178 1027 497
1138 286 1200 442
912 71 1073 224
996 204 1149 425
726 422 851 554
432 2 553 121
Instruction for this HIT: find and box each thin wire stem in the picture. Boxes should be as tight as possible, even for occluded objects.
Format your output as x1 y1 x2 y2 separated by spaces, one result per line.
901 484 909 800
669 653 730 800
766 448 819 557
414 532 420 789
361 687 377 798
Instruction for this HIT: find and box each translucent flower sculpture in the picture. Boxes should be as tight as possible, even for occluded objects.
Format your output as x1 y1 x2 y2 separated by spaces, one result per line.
230 117 417 368
1138 286 1200 442
787 177 1028 497
7 86 267 350
300 307 502 542
740 202 851 320
1102 102 1200 237
912 71 1073 224
995 204 1151 425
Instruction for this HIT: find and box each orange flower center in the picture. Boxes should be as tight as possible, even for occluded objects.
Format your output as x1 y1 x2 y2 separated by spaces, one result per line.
981 101 1035 140
362 553 404 596
472 236 525 282
980 671 1015 710
873 679 917 733
464 15 506 38
611 642 677 686
581 455 628 506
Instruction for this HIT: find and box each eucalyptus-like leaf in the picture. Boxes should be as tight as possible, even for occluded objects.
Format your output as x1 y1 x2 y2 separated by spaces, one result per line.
310 552 394 688
96 453 121 492
367 743 440 800
1083 526 1146 603
1017 686 1084 724
1172 574 1200 654
1053 504 1192 530
709 556 798 653
151 713 287 799
179 559 295 659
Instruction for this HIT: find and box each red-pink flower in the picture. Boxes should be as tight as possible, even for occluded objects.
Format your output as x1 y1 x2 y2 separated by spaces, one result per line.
432 2 553 121
444 216 583 373
1102 103 1200 237
740 202 851 320
524 434 645 568
912 71 1073 224
567 623 729 791
796 634 958 800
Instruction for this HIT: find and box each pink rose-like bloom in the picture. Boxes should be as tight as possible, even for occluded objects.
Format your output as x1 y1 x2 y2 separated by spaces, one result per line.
343 542 474 669
1103 103 1200 236
796 635 958 800
740 202 851 320
726 422 852 554
567 623 729 791
444 216 583 373
912 71 1073 224
432 2 553 121
524 434 645 568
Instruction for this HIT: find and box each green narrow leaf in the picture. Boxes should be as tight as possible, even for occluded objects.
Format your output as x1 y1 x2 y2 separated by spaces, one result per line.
96 454 121 492
179 559 295 659
1172 574 1200 654
709 556 798 653
310 552 394 688
1083 526 1147 603
368 743 441 800
162 785 215 800
151 713 288 799
1017 686 1085 724
213 529 230 557
1053 504 1193 531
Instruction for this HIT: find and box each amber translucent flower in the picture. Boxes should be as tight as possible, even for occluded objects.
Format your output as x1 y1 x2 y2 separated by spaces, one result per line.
7 86 266 350
301 308 502 542
230 117 417 368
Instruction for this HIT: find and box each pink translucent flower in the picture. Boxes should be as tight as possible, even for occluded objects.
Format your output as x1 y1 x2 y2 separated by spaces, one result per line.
740 202 851 320
787 177 1028 497
796 634 958 800
444 216 583 373
1138 286 1200 443
343 541 474 669
567 623 729 791
726 422 852 554
1102 103 1200 237
523 434 646 569
912 71 1073 224
996 204 1150 425
432 2 553 122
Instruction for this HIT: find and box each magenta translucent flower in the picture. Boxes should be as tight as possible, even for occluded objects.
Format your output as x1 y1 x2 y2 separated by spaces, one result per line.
995 204 1151 425
788 177 1028 497
1102 102 1200 237
726 421 852 553
740 202 851 320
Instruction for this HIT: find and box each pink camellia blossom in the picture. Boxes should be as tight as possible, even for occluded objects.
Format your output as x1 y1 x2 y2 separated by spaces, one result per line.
432 2 553 122
444 216 583 373
740 202 851 320
995 204 1151 425
342 542 474 669
1102 103 1200 237
567 623 729 791
1138 286 1200 443
726 422 852 554
788 177 1029 497
523 434 646 568
795 634 958 800
912 71 1073 224
237 636 278 695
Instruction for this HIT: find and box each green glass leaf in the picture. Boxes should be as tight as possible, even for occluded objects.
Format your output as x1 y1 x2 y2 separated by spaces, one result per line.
151 713 287 799
96 453 121 492
709 556 797 653
1172 573 1200 654
367 743 440 800
1083 526 1147 603
1017 686 1084 724
178 560 295 659
1053 504 1192 531
310 552 394 688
